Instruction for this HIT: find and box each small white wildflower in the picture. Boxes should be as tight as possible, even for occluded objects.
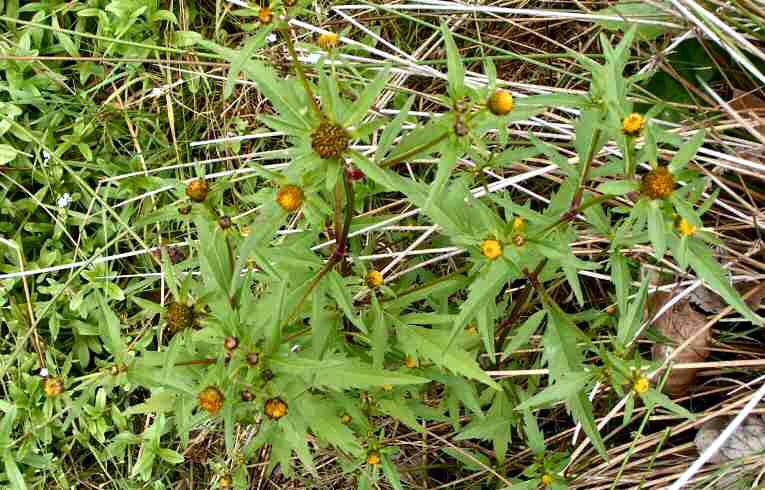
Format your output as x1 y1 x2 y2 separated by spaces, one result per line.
266 33 277 44
39 368 49 377
149 87 164 98
304 53 322 65
42 150 51 165
57 193 71 209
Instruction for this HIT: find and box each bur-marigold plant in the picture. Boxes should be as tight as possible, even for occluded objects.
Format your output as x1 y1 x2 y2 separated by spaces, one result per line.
36 17 758 490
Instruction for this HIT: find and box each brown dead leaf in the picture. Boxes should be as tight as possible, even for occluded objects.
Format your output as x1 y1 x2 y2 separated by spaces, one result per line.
730 89 765 135
695 415 765 464
689 281 765 315
729 89 765 166
650 291 710 396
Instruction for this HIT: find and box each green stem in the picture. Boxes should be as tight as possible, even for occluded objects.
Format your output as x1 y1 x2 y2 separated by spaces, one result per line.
285 173 355 322
282 25 322 118
571 127 602 209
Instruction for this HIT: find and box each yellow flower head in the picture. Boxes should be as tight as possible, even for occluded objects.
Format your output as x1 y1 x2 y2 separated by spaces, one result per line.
44 378 64 398
623 113 646 136
481 239 503 260
487 90 514 116
199 386 224 414
259 7 273 24
220 475 233 488
466 324 478 336
276 185 304 212
381 384 393 392
367 451 381 465
512 217 527 233
677 218 697 237
404 355 418 368
186 178 209 203
318 32 339 49
542 473 554 486
367 270 384 288
633 377 650 395
264 398 289 420
641 166 675 200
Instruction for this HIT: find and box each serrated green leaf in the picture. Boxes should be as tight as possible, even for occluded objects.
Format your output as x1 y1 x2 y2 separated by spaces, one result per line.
647 201 666 259
448 260 510 348
381 453 404 490
441 21 464 99
4 450 27 490
503 311 545 358
641 389 694 419
224 28 271 99
370 296 387 370
378 399 423 433
271 357 428 389
345 66 391 126
400 325 500 390
669 130 705 173
516 371 593 411
687 240 762 324
597 179 639 196
97 292 127 356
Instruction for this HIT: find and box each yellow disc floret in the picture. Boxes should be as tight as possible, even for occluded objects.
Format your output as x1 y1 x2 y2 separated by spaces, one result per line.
487 90 514 116
623 113 646 136
481 239 503 260
44 378 64 398
542 473 554 486
404 355 418 368
264 398 288 420
198 386 224 414
318 32 339 49
367 451 381 465
258 7 273 24
633 377 650 395
276 185 304 212
641 166 675 200
677 218 697 237
512 217 527 233
367 270 384 288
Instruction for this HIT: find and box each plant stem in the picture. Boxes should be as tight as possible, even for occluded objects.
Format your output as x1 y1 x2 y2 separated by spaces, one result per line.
281 24 322 118
571 127 602 209
285 173 355 322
